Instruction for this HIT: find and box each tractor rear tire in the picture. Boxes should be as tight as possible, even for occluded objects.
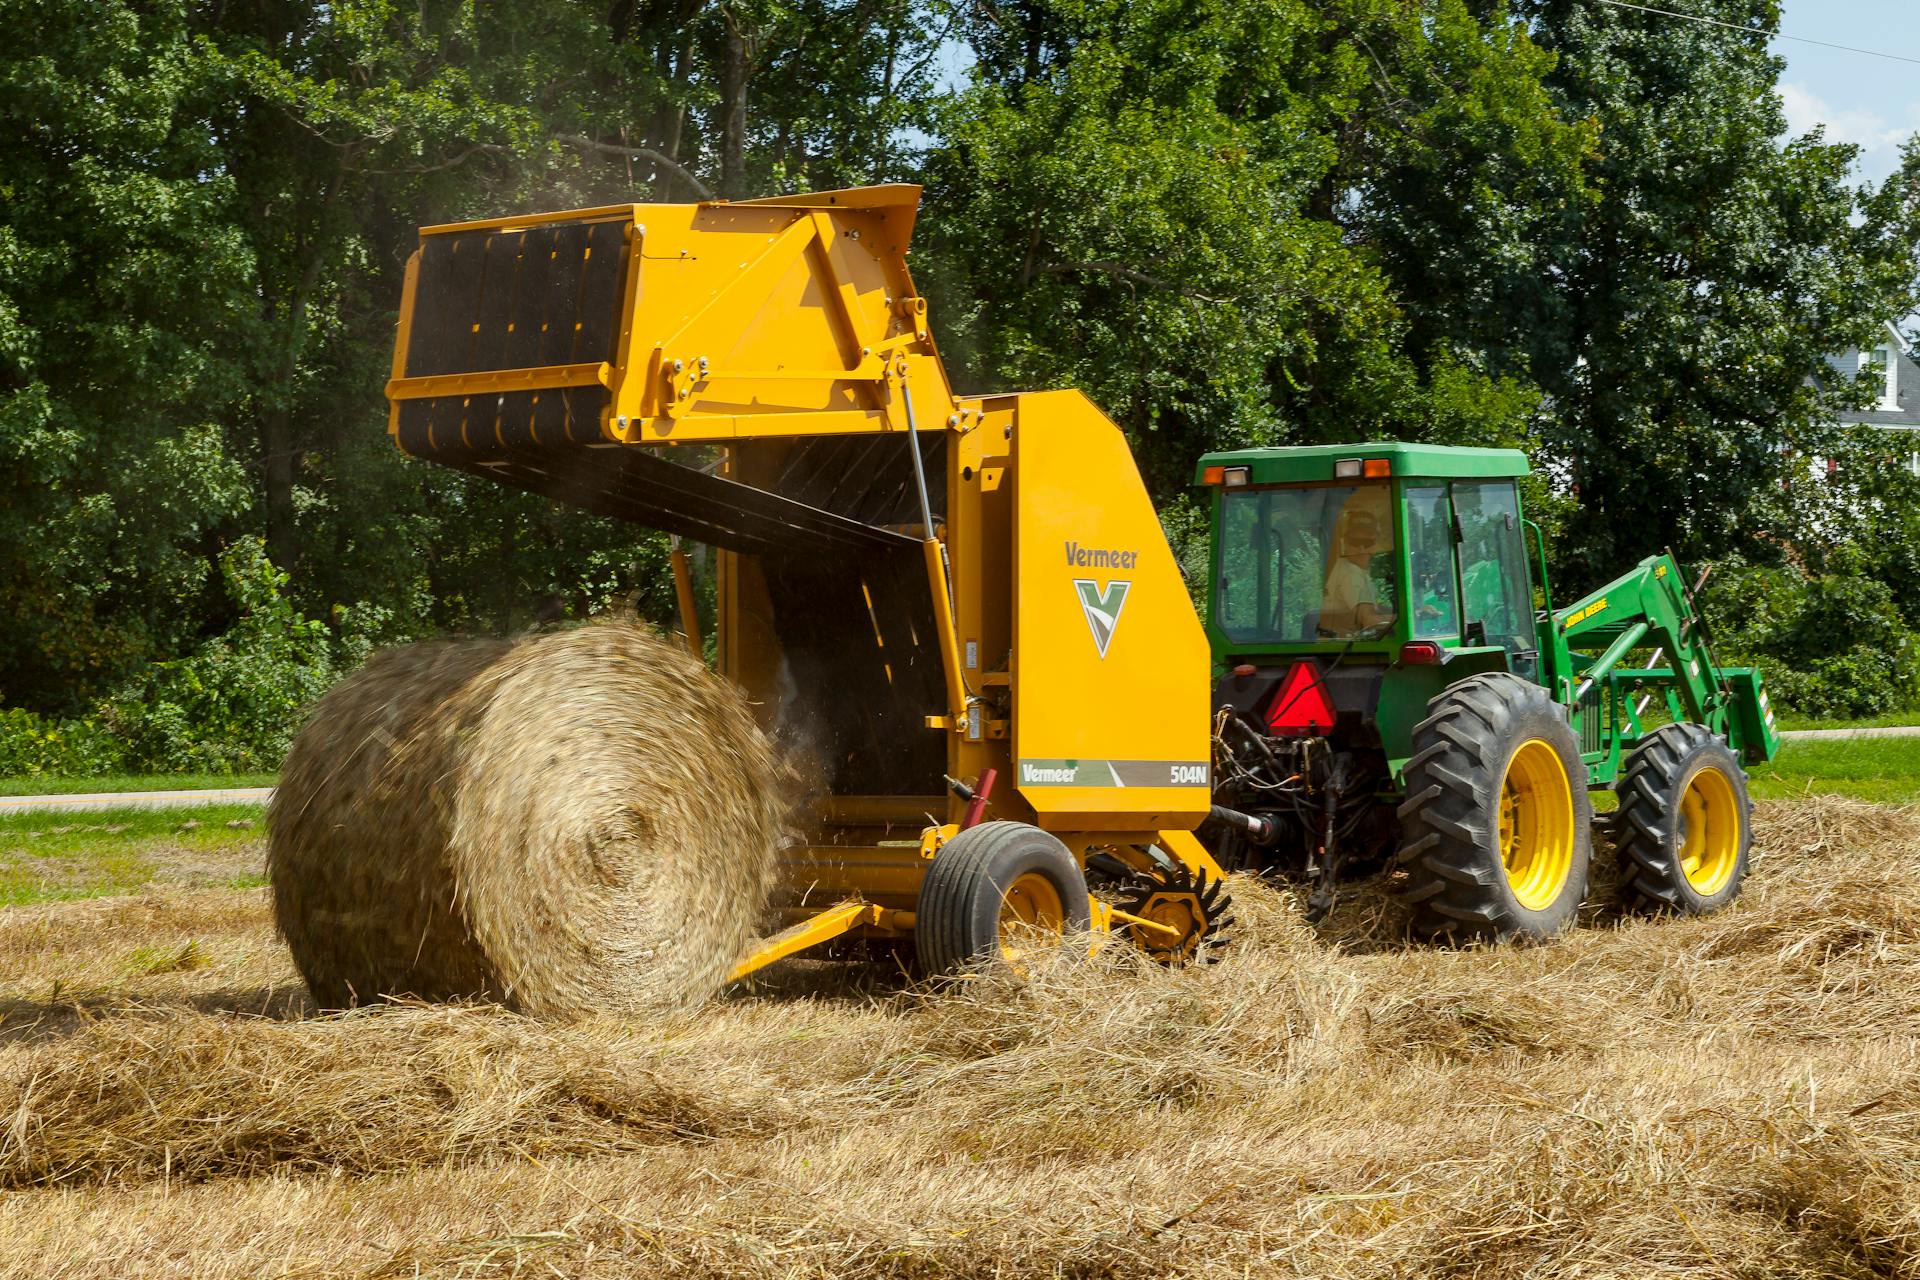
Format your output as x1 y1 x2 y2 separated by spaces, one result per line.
916 821 1092 974
1397 673 1593 943
1613 723 1751 916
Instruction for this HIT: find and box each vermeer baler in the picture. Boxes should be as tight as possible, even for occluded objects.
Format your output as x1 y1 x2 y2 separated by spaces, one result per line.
385 185 1233 973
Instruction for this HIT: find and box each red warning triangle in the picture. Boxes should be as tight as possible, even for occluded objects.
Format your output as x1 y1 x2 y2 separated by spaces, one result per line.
1265 660 1337 736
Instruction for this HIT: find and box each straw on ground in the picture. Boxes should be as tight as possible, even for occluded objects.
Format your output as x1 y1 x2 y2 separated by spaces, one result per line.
0 795 1915 1277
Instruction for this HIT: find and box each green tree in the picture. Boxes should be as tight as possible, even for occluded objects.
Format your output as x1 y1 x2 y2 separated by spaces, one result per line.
194 0 944 635
924 0 1591 495
2 0 947 717
1516 0 1920 588
0 0 254 711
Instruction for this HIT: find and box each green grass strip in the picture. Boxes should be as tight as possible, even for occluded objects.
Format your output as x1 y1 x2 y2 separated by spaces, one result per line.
0 773 276 797
0 803 266 908
1747 736 1920 806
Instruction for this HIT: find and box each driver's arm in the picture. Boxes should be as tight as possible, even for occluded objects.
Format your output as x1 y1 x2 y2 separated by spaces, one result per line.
1355 597 1396 630
1356 559 1398 630
1320 561 1360 633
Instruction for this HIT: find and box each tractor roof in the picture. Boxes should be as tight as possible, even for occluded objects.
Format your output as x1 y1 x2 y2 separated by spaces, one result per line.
1193 441 1530 486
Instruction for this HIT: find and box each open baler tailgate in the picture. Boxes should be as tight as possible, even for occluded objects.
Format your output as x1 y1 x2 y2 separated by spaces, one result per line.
383 187 950 554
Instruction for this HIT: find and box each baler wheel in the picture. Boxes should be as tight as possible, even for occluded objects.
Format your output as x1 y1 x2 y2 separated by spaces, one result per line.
916 822 1092 974
1397 673 1593 943
1612 723 1751 915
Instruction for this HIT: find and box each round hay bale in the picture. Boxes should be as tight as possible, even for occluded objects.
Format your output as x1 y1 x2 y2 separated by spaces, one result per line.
268 621 788 1017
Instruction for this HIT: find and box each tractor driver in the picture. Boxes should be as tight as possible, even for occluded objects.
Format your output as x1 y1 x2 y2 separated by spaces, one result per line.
1322 507 1394 636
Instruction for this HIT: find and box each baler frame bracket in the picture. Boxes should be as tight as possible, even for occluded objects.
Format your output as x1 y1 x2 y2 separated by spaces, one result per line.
729 900 897 983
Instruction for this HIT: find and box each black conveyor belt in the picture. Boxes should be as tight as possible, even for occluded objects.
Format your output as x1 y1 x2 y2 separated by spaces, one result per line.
425 444 920 556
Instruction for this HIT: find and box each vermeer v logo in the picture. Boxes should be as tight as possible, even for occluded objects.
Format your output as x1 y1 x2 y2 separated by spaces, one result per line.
1073 579 1130 658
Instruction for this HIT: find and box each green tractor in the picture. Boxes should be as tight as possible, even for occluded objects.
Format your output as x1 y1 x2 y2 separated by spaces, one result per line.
1197 442 1781 941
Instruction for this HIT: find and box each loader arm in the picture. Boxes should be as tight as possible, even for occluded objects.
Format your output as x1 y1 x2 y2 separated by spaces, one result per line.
1554 554 1779 777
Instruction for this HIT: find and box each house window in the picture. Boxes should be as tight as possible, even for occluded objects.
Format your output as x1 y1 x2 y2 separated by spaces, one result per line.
1863 346 1899 410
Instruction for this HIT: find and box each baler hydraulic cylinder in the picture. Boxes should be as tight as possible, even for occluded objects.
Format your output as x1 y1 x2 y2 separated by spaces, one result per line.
898 366 971 720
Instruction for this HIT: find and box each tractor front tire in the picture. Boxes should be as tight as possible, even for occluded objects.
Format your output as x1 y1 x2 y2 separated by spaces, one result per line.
915 821 1092 974
1398 673 1593 943
1613 723 1751 916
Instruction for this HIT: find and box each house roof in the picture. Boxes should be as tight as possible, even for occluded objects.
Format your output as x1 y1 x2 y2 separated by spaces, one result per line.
1822 323 1920 430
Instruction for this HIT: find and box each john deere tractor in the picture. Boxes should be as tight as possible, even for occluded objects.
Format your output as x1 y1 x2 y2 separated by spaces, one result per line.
1197 443 1781 942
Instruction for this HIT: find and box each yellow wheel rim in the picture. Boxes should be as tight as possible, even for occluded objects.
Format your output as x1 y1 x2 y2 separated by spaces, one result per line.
1498 738 1576 912
1678 766 1741 895
999 871 1065 962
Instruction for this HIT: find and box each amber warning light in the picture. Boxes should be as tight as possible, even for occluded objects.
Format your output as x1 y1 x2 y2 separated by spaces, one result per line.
1264 660 1337 736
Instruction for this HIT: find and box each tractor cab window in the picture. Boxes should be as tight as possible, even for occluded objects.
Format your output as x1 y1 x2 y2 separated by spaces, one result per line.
1216 483 1398 643
1405 484 1460 639
1453 480 1534 658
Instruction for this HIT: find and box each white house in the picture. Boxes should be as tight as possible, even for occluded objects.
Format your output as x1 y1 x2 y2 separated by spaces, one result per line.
1819 321 1920 475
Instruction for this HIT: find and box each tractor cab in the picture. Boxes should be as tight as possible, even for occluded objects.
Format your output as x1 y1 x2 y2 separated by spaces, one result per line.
1194 443 1545 909
1198 443 1540 769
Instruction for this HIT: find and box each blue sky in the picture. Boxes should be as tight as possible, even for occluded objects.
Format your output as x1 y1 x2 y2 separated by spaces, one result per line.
1773 0 1920 183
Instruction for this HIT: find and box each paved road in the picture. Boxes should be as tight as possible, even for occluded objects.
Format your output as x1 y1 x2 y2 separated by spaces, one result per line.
0 787 273 815
0 726 1912 814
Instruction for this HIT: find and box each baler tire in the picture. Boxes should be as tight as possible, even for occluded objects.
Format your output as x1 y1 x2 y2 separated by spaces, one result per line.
916 822 1091 975
1613 723 1751 916
1396 672 1593 944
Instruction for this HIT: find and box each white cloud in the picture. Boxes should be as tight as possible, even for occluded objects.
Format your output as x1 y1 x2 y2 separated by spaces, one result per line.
1779 81 1919 182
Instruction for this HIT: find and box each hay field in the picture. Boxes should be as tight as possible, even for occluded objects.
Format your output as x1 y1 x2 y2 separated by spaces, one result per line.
1 798 1917 1278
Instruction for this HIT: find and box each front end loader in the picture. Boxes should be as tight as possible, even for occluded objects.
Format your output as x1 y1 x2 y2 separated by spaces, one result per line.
383 185 1233 976
1197 443 1781 940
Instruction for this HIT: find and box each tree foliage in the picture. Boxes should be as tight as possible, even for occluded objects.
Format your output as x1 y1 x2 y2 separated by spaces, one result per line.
0 1 254 709
925 0 1593 493
1513 0 1920 587
0 0 1916 734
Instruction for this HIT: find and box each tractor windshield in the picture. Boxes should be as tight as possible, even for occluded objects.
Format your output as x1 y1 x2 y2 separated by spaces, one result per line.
1216 483 1398 644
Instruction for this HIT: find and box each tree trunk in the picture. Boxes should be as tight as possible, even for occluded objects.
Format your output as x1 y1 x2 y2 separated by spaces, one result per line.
260 404 298 572
721 16 749 196
646 0 702 197
254 169 342 574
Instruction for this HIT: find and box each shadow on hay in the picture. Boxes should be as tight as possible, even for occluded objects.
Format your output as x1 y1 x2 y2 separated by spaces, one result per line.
0 984 314 1045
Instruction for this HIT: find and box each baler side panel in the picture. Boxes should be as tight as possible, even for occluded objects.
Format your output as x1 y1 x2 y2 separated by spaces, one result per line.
1011 390 1212 830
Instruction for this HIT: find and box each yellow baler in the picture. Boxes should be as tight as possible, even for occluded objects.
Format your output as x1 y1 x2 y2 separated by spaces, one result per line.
385 183 1230 973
